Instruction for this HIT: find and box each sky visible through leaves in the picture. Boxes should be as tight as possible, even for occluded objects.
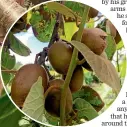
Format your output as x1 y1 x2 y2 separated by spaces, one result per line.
13 27 48 64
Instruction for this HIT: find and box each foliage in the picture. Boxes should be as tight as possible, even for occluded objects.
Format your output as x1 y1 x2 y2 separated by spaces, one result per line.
0 1 126 127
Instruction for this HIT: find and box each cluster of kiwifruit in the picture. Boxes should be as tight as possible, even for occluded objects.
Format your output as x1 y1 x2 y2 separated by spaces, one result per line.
10 10 118 118
11 26 108 118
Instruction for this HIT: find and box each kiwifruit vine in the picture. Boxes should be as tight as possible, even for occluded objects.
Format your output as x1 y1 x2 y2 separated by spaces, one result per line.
1 2 112 126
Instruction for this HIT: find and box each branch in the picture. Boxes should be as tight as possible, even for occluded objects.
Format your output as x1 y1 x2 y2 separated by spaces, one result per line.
35 12 62 80
0 0 25 30
60 6 90 126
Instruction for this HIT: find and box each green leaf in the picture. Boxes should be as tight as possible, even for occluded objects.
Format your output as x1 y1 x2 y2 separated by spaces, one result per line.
2 72 11 85
0 95 16 119
45 112 59 126
1 50 16 69
120 57 126 78
73 98 98 120
0 110 23 127
116 41 124 50
105 35 116 60
86 18 95 28
1 50 16 85
7 32 31 56
22 77 47 123
30 11 56 42
70 40 121 94
73 86 104 112
64 1 85 17
0 95 23 127
60 22 78 41
46 2 81 20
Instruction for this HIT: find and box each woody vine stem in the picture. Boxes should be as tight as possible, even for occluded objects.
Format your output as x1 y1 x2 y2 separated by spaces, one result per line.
60 6 90 126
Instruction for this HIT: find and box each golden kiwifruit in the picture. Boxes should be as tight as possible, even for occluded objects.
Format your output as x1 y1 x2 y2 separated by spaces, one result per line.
45 79 72 117
11 64 48 108
48 41 73 74
72 28 107 55
88 7 98 18
69 66 84 93
115 31 121 44
106 19 117 37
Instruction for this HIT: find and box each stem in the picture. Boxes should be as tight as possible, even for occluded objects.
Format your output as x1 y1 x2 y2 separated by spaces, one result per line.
78 58 86 65
1 66 17 74
1 70 17 74
116 50 120 72
60 6 90 126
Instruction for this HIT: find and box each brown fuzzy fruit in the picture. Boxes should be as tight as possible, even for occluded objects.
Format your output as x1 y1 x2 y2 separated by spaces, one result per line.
88 7 98 18
106 20 117 37
48 41 73 74
72 28 107 55
11 64 48 108
115 31 121 44
45 79 72 117
69 66 84 93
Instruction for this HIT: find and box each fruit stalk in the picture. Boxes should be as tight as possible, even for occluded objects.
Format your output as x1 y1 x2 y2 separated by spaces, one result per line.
60 6 90 126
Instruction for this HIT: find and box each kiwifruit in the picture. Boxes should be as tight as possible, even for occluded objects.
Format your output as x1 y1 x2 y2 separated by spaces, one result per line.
88 7 98 18
48 41 73 74
45 79 72 117
11 64 48 108
106 20 117 37
72 28 107 55
69 66 84 93
115 31 121 44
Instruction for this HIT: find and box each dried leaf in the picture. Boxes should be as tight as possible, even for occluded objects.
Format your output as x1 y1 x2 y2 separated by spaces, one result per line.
22 77 47 123
70 40 121 94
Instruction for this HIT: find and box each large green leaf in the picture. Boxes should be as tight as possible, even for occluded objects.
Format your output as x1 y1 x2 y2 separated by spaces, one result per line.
70 40 121 94
0 95 23 127
7 32 31 56
22 77 47 123
105 35 116 60
73 98 98 120
72 86 104 112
